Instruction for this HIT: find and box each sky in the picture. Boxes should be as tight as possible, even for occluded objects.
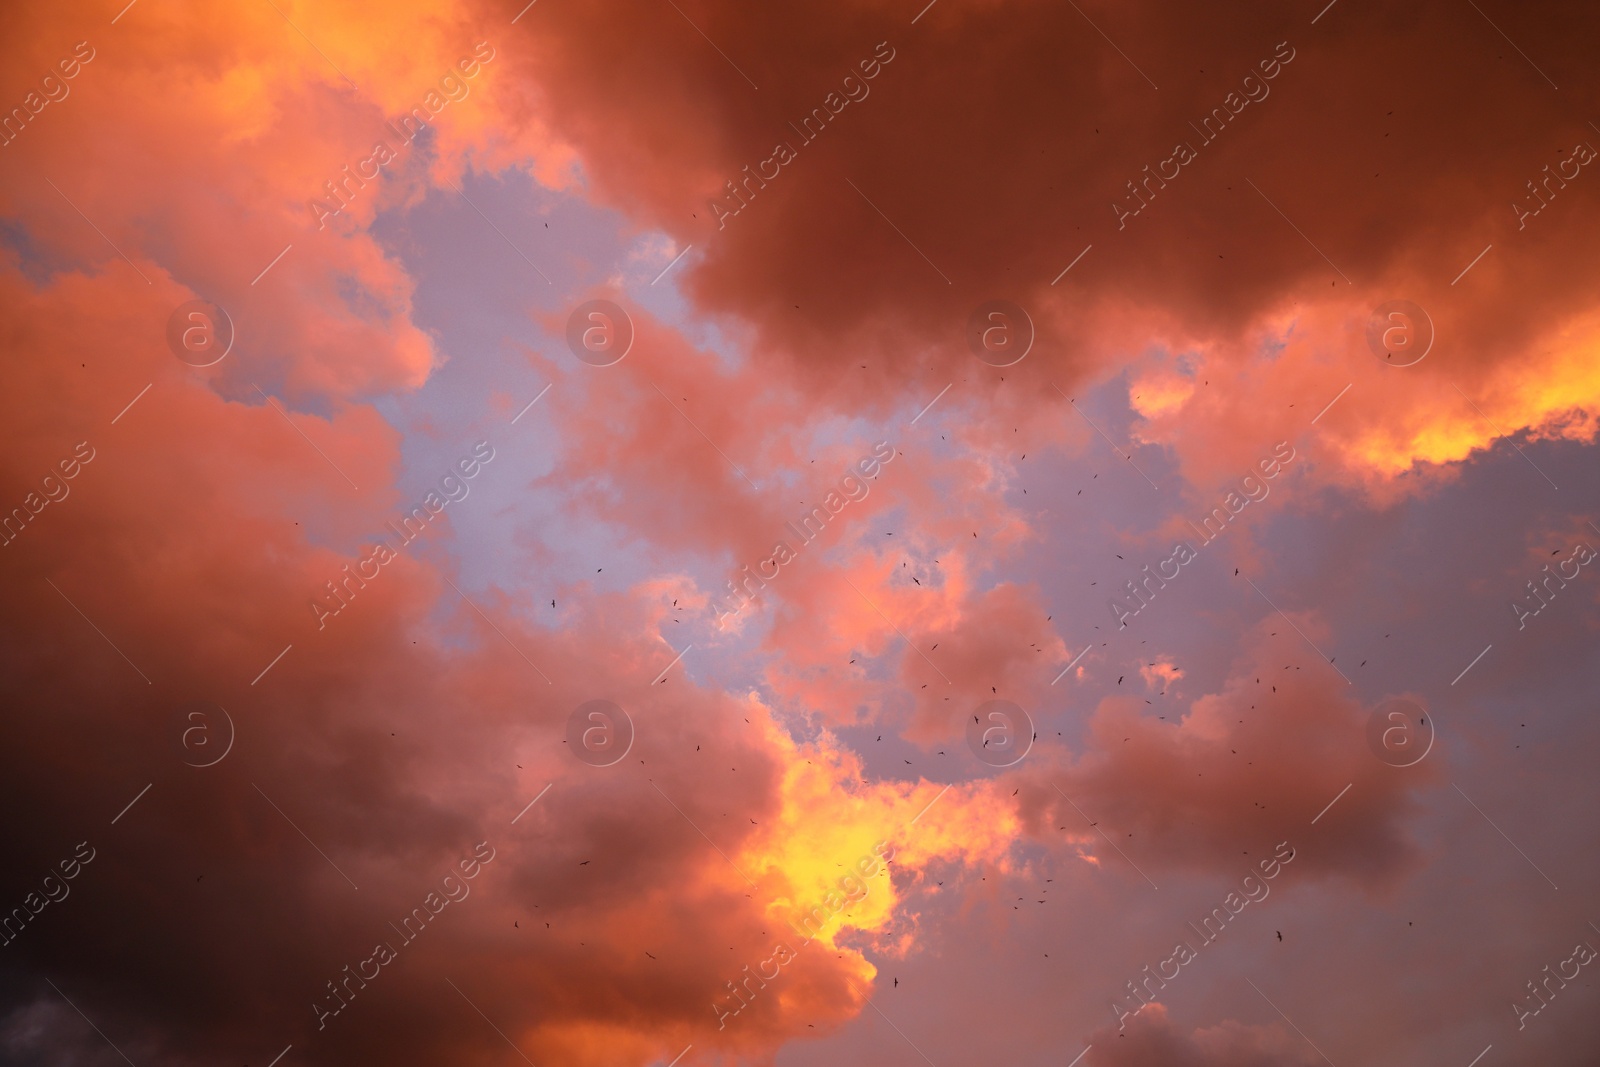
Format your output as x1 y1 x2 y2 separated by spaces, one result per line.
1 1 1599 1065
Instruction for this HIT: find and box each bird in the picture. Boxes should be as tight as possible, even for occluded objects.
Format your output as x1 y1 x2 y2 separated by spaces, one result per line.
646 951 657 959
894 978 898 987
1276 931 1282 941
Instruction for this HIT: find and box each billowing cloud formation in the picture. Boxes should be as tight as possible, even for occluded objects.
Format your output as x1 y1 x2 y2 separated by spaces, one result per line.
485 0 1600 482
0 262 1021 1064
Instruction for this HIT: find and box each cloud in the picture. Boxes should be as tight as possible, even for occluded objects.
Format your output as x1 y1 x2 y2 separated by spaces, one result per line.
1028 617 1438 884
480 0 1600 484
1 1 1595 1064
1086 1002 1322 1067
